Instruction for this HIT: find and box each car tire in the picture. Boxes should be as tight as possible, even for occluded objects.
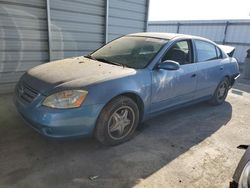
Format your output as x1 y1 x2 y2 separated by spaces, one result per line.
209 77 230 106
94 96 140 146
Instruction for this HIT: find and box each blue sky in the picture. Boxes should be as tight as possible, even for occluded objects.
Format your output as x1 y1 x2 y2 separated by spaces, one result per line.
149 0 250 21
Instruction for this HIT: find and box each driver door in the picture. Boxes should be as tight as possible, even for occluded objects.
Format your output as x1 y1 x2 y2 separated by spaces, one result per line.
150 40 198 113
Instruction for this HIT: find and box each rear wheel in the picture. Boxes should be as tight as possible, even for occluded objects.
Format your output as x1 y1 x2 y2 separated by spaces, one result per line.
209 77 230 105
94 96 139 146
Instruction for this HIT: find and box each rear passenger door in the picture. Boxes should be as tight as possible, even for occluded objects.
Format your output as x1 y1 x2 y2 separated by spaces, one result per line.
194 40 224 98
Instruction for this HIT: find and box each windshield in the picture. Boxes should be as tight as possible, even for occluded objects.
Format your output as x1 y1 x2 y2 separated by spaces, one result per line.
90 36 168 69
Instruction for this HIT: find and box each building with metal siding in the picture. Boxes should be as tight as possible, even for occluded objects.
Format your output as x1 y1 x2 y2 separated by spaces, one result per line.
0 0 48 94
50 0 105 60
0 0 149 94
148 20 250 63
108 0 148 41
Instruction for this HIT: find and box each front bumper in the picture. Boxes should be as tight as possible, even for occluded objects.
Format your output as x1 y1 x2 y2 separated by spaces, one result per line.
14 93 104 139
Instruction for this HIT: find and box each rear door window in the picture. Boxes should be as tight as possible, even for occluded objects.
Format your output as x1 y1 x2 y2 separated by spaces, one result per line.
194 40 218 62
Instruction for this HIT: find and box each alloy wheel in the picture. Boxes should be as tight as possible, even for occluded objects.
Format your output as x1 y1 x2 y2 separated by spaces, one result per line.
107 106 135 140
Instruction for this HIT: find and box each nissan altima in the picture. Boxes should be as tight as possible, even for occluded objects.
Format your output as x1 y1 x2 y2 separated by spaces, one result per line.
14 32 240 145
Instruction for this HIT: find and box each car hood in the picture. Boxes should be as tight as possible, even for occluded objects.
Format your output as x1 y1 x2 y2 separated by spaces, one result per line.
22 56 136 95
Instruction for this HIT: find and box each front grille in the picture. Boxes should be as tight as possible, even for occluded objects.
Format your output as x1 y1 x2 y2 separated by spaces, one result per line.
16 82 39 103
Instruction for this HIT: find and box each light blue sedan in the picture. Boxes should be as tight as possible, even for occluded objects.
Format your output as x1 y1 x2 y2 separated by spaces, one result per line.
14 32 240 145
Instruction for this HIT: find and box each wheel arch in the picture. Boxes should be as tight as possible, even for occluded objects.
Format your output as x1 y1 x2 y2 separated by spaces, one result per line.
93 91 145 143
97 91 145 124
224 75 233 87
121 92 145 122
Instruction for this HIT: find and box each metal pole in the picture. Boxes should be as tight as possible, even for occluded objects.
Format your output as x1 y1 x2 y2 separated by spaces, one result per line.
105 0 109 44
176 22 180 33
46 0 52 61
145 0 150 32
223 21 229 44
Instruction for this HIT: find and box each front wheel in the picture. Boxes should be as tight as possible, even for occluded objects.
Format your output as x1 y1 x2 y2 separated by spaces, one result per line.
94 96 139 146
209 77 230 105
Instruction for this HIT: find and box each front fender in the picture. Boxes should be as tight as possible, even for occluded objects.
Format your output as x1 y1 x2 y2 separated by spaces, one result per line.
84 69 152 115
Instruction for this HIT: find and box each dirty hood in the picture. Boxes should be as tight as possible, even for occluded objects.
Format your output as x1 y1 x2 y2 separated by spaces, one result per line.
22 56 135 95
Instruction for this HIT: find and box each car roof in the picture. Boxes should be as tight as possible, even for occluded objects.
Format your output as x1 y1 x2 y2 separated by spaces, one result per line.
128 32 207 41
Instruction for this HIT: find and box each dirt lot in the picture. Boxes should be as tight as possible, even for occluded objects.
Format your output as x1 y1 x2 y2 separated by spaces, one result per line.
0 81 250 188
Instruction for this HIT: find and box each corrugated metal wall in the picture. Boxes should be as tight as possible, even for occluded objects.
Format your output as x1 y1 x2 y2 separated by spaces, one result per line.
0 0 48 93
148 20 250 63
108 0 148 41
50 0 105 60
0 0 148 94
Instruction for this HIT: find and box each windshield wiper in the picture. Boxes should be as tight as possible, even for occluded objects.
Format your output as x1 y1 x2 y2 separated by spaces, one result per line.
95 58 127 68
84 54 96 60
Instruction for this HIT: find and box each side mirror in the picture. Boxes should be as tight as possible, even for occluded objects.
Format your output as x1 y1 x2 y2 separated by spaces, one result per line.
157 60 180 70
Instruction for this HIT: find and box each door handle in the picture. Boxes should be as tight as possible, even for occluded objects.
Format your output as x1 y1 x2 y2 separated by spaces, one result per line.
220 66 224 70
191 74 196 78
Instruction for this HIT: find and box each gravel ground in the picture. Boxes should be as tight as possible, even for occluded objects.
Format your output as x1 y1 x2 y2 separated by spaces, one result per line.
0 82 249 188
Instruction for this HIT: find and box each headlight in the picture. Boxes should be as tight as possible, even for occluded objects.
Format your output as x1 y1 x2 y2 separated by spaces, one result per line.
238 161 250 188
43 90 88 109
